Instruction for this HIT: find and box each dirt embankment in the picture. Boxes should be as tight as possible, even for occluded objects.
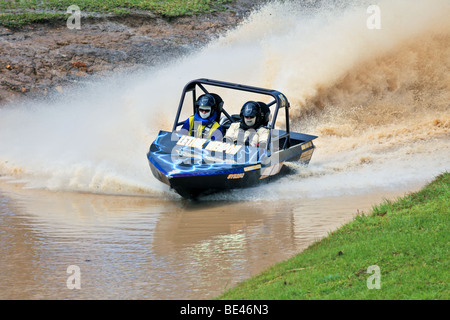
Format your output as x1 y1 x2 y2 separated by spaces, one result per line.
0 1 259 106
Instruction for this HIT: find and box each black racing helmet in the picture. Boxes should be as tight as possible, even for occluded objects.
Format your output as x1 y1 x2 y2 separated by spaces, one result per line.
196 94 215 108
240 101 262 128
257 102 271 126
195 93 222 121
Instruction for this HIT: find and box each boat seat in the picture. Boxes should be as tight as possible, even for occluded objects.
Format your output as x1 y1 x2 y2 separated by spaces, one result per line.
220 114 240 130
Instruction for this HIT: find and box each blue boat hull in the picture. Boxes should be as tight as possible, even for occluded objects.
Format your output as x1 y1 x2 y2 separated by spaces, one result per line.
147 130 316 199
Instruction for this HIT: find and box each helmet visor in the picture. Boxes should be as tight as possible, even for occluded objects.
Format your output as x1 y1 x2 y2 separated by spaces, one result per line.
198 106 212 119
244 116 256 127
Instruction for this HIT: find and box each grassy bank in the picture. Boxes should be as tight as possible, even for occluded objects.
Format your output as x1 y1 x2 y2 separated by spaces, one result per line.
219 172 449 299
0 0 233 28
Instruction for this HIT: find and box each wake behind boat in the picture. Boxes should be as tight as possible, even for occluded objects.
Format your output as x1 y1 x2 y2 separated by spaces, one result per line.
147 79 317 199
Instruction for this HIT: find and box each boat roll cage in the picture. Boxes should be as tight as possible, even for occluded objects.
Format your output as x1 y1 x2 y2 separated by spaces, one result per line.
172 78 292 149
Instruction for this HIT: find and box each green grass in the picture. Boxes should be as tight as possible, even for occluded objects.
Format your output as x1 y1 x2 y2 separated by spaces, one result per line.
0 0 234 28
218 172 449 299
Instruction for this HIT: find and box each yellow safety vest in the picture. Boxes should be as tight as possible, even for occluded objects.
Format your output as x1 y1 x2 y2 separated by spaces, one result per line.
188 116 221 139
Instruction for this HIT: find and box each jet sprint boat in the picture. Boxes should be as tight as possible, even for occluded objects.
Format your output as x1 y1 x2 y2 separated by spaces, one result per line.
147 79 317 199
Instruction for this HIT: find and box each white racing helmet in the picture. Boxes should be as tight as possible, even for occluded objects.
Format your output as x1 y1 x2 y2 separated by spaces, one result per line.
195 94 216 120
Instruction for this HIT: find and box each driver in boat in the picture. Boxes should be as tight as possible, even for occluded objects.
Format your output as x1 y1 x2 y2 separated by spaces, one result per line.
180 93 225 141
225 101 270 148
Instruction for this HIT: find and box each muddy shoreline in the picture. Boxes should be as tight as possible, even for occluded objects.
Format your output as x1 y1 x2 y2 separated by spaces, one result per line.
0 1 261 106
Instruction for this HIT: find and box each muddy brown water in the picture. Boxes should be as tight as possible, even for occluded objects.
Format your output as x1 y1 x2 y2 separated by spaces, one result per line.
0 179 415 299
1 0 448 300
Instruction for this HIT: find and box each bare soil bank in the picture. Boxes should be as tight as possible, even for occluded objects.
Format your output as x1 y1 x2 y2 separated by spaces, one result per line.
0 0 260 106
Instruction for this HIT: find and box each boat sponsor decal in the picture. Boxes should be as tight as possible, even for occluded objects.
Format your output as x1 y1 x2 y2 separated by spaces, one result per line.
227 173 245 180
259 162 284 179
301 141 312 150
300 149 313 161
176 135 242 155
176 135 207 149
278 93 288 108
244 164 261 172
204 140 242 155
174 149 238 165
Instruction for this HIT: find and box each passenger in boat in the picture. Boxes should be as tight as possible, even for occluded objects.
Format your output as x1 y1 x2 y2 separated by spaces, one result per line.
180 93 225 140
224 101 270 148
